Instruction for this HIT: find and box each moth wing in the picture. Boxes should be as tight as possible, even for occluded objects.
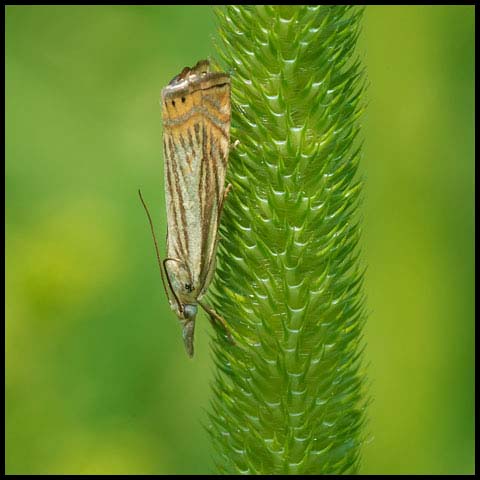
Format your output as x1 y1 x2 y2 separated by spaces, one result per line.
198 183 231 299
162 70 230 298
195 83 231 293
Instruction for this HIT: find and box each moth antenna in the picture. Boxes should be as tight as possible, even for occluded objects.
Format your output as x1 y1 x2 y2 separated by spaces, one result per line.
138 189 171 302
162 258 185 314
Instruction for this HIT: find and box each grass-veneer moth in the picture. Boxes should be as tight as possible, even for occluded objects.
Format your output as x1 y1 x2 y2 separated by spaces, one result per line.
139 59 234 357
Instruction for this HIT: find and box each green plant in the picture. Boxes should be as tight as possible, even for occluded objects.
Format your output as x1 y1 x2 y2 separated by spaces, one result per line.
207 5 367 474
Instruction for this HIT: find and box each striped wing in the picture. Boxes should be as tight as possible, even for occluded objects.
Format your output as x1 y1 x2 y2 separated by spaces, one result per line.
162 68 230 301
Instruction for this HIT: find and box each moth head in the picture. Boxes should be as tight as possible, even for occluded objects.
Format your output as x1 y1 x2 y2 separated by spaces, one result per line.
183 303 198 321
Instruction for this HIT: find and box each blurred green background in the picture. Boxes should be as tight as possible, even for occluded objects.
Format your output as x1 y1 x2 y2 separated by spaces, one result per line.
5 5 474 475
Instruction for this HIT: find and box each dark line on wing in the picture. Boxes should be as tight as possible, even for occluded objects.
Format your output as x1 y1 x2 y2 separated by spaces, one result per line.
171 140 190 261
198 123 206 222
194 123 201 144
206 119 230 142
201 94 223 111
163 106 230 133
197 82 229 92
179 132 187 156
166 138 187 261
199 124 212 281
168 136 189 262
201 126 221 288
187 128 195 154
165 138 183 257
211 134 222 251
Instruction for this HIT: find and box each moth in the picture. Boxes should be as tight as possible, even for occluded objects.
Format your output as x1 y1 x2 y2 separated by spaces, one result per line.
139 59 234 357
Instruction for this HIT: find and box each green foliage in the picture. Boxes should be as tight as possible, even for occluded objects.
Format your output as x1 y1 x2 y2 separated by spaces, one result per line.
207 5 367 474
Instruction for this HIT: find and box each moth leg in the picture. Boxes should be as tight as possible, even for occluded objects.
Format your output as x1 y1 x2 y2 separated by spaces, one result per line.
230 139 240 150
221 183 233 212
198 300 235 345
225 183 233 197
